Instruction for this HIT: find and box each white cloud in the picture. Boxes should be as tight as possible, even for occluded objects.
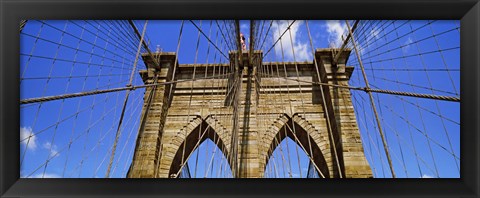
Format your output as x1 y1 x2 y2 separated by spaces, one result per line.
350 27 381 57
29 172 61 178
370 27 380 40
43 142 60 157
323 20 376 57
240 23 248 31
271 20 311 62
20 126 37 150
421 174 434 178
325 20 347 47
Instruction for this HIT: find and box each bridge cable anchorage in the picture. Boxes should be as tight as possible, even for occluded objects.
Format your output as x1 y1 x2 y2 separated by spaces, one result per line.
346 20 396 178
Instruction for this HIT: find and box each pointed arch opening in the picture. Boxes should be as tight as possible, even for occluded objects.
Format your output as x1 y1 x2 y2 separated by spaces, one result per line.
265 137 313 178
264 116 330 178
168 119 233 178
184 138 234 178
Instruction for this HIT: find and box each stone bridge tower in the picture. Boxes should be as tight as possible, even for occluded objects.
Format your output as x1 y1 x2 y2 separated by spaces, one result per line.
126 48 372 178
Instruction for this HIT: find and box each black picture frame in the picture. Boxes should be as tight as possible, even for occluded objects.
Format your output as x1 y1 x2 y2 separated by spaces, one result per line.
1 0 479 197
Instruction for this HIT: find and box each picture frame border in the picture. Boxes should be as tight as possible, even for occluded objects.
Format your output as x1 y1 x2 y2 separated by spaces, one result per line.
1 0 479 197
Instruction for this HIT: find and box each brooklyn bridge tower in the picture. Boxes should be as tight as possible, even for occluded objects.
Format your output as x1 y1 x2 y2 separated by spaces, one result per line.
126 21 372 178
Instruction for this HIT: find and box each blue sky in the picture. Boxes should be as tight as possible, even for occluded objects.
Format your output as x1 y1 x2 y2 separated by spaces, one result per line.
19 20 459 178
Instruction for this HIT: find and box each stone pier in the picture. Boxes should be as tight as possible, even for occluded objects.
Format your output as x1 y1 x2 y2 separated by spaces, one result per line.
127 48 372 178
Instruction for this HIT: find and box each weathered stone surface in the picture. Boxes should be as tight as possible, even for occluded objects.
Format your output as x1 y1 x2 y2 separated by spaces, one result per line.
127 49 373 178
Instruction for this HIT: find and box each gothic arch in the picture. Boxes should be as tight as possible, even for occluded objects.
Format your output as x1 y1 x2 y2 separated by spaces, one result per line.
261 113 332 178
161 115 233 178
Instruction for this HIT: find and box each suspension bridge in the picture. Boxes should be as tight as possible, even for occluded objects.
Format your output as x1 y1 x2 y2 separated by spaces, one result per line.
19 20 460 178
